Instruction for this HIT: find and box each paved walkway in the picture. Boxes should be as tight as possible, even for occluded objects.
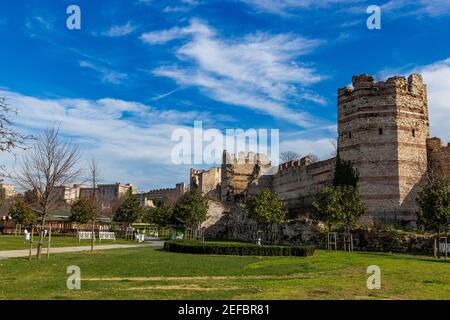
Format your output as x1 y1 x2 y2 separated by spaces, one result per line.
0 242 164 260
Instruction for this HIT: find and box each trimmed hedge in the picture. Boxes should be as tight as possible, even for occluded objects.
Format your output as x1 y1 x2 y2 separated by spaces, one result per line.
164 240 315 257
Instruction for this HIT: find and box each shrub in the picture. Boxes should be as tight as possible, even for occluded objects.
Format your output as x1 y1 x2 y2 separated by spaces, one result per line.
164 240 315 257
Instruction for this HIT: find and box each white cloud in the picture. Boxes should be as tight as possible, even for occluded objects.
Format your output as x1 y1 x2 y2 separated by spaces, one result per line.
377 58 450 143
102 22 137 37
239 0 363 15
0 90 214 189
140 27 185 44
145 20 327 127
416 58 450 143
79 60 128 85
382 0 450 17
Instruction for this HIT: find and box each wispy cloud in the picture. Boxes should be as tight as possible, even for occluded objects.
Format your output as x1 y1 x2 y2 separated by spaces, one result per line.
415 58 450 142
238 0 450 17
239 0 363 15
377 57 450 143
102 22 137 37
0 89 218 189
79 60 128 85
144 19 327 127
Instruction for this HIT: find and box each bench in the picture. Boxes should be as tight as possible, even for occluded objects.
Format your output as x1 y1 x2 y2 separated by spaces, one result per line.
99 232 116 242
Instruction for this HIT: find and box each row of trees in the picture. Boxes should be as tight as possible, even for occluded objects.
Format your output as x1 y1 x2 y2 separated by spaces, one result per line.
67 188 210 229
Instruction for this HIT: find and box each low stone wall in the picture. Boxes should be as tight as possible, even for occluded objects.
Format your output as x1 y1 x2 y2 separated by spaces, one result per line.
206 210 436 255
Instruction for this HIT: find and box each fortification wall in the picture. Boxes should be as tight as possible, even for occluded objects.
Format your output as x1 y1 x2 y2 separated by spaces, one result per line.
338 74 429 225
220 151 271 203
272 156 335 216
427 138 450 180
190 167 222 200
140 183 185 204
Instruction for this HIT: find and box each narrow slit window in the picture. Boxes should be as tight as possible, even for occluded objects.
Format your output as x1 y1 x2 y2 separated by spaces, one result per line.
412 129 416 137
379 128 383 135
348 132 352 139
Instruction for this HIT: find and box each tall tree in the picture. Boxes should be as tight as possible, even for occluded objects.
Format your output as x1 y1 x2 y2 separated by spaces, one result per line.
173 189 209 228
14 127 81 259
114 189 142 223
417 179 450 258
88 159 100 252
333 153 359 187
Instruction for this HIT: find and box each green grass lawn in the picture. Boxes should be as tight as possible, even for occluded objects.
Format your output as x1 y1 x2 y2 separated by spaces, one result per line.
0 235 135 251
0 246 448 300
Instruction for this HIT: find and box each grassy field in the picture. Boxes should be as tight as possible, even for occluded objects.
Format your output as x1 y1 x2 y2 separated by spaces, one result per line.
0 246 448 300
0 235 135 251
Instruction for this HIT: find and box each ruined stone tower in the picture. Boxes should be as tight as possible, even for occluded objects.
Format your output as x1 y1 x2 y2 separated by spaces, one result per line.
338 74 429 225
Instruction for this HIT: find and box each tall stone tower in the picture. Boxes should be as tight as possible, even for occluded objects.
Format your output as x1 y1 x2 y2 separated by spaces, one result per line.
337 74 429 225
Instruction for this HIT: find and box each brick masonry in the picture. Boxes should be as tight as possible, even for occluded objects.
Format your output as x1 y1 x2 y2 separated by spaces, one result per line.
192 73 449 226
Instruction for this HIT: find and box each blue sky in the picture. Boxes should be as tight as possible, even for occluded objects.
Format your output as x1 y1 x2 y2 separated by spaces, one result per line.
0 0 449 190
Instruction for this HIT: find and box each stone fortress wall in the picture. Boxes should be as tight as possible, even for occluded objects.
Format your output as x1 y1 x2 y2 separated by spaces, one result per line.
191 73 449 226
427 137 450 180
338 74 429 225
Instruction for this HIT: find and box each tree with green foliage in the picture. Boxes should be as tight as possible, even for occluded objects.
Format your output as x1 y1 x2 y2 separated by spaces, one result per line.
312 185 366 233
333 153 359 187
9 198 36 226
69 198 95 224
173 189 209 228
417 179 450 257
113 189 143 223
245 189 287 243
143 202 174 226
312 186 342 231
338 185 366 232
245 189 287 226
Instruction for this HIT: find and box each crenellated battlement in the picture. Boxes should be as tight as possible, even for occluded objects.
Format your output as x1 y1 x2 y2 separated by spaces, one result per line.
277 156 315 173
222 150 271 166
338 73 427 107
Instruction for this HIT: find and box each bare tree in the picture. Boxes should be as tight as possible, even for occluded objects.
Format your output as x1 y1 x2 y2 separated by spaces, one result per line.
89 159 100 252
0 97 32 154
280 151 300 163
329 139 338 158
14 127 81 259
306 153 320 163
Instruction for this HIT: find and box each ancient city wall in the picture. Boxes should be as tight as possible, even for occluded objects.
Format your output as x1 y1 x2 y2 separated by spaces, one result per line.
338 74 429 225
220 151 271 203
427 137 450 181
190 167 222 200
271 156 335 216
140 183 186 204
213 210 436 255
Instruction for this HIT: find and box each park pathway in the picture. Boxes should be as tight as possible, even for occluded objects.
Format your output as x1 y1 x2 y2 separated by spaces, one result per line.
0 242 164 260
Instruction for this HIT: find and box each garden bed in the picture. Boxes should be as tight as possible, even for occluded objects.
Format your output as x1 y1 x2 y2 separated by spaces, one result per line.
163 240 315 257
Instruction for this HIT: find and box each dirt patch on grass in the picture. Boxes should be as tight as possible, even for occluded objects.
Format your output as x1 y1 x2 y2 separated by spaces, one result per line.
125 284 240 291
84 274 309 282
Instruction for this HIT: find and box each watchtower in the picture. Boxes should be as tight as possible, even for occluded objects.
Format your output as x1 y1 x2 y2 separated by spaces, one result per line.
337 74 429 225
